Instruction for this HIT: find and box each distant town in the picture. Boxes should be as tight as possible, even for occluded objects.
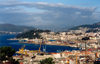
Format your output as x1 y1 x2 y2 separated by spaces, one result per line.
0 22 100 64
5 27 100 64
1 0 100 64
1 22 100 64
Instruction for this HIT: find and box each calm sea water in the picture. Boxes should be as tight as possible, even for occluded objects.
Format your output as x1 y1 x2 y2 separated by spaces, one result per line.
0 34 79 52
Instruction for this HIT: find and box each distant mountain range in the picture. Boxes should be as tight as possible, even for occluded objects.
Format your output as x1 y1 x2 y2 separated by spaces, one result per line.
0 22 100 32
70 22 100 30
69 22 100 32
0 24 34 32
35 25 73 32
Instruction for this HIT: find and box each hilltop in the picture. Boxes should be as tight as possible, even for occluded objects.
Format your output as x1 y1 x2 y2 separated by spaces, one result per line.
16 29 50 39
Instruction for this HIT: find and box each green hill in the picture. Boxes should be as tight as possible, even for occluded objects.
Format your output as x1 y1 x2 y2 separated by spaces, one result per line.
16 29 50 39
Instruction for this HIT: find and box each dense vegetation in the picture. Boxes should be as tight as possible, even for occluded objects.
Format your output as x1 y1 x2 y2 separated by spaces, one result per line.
0 46 19 64
16 29 50 39
40 57 55 64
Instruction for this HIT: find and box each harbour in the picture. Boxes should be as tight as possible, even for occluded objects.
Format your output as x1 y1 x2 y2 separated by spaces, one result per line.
0 34 79 53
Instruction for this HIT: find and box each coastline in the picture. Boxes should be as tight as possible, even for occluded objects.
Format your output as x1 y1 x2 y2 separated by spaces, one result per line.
18 42 79 48
8 38 78 48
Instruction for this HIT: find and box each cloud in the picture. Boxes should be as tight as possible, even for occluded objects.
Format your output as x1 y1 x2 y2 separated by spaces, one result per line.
0 1 99 30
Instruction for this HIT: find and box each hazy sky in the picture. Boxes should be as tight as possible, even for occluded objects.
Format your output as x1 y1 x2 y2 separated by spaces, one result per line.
0 0 100 27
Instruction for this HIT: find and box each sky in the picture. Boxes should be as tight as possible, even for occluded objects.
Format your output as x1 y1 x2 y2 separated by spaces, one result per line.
0 0 100 30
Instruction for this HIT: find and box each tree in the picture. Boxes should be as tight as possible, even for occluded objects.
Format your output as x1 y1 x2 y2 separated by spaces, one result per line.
40 57 55 64
82 37 90 40
0 46 15 61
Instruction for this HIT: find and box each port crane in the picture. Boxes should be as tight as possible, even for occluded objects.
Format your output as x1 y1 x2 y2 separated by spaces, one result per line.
18 45 28 55
38 38 46 55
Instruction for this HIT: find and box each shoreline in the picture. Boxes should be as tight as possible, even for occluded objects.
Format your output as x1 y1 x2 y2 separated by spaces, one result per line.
19 42 79 48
